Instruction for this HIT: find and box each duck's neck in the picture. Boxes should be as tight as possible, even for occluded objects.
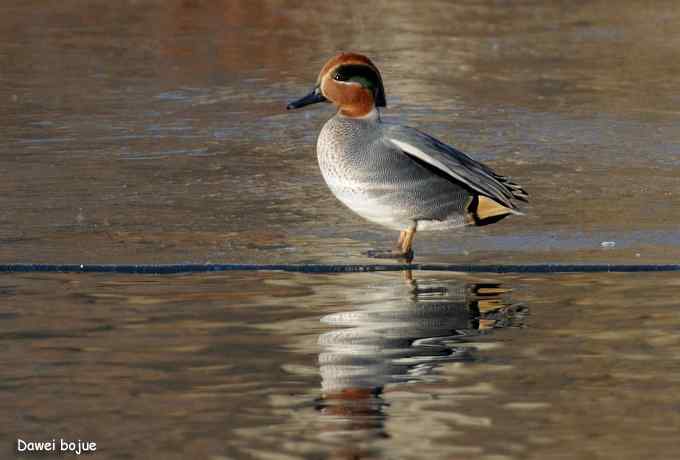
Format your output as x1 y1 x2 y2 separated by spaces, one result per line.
338 107 380 122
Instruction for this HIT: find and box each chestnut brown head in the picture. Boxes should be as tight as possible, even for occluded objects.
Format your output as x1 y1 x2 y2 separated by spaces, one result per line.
287 52 386 118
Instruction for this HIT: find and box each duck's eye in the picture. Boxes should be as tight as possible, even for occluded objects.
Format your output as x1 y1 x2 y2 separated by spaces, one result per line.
333 72 345 81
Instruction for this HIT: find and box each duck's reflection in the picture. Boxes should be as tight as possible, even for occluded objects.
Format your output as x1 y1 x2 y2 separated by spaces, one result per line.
314 271 527 449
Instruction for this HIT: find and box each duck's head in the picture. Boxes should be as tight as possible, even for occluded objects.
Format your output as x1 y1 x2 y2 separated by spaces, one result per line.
287 52 386 118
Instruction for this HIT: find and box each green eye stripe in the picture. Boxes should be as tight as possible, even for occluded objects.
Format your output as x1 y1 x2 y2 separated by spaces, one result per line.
333 65 379 89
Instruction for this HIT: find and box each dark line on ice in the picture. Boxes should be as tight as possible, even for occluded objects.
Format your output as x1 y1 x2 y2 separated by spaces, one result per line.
0 263 679 274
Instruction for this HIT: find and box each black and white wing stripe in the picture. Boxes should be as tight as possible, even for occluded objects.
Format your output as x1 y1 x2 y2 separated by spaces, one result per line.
384 124 528 210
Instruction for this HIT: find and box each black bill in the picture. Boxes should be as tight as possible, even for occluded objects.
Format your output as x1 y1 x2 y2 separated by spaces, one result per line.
286 87 327 110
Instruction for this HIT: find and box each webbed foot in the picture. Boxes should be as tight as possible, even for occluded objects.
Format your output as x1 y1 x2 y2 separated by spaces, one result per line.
364 249 414 262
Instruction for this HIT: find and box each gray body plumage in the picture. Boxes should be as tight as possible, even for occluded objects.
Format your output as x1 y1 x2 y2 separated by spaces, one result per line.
317 111 524 231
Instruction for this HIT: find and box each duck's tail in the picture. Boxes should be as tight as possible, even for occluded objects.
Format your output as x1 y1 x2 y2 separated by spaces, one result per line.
468 178 528 226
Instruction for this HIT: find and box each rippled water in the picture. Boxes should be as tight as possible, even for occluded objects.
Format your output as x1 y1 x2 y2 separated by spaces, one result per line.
3 271 680 459
3 0 680 459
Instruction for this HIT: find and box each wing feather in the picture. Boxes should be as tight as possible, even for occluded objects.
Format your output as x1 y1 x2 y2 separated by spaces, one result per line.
385 125 527 209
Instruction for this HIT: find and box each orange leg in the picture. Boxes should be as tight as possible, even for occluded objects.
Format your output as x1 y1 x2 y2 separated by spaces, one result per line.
399 227 417 255
366 226 416 261
396 231 406 249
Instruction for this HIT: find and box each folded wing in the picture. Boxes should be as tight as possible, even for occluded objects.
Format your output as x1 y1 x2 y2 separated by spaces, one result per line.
385 124 528 210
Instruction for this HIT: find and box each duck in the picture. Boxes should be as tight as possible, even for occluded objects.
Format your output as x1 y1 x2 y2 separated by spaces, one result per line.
287 52 527 261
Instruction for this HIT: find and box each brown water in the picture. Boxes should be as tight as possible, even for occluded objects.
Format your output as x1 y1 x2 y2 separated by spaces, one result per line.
3 271 680 459
2 0 680 458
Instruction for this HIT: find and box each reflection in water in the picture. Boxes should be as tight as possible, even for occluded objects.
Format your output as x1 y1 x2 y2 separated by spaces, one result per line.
314 272 527 455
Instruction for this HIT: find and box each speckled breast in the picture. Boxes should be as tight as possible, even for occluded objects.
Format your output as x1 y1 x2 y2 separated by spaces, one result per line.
316 115 471 231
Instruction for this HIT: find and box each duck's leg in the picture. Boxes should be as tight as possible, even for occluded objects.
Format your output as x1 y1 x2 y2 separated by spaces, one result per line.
396 230 406 249
399 227 416 257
